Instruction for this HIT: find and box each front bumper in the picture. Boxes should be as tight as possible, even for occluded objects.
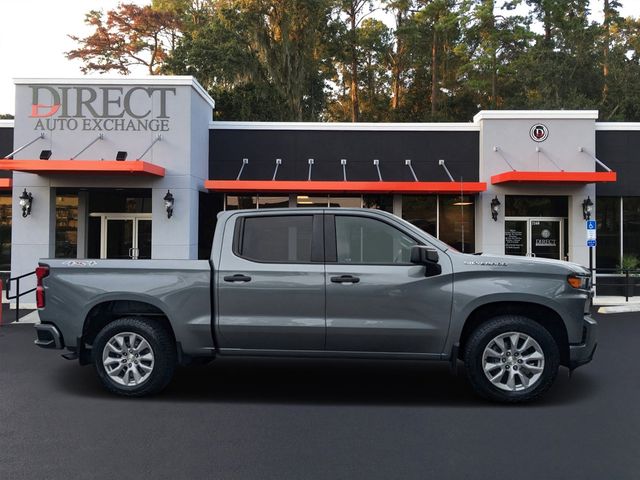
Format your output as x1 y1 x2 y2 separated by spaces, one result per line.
568 315 597 370
34 323 64 349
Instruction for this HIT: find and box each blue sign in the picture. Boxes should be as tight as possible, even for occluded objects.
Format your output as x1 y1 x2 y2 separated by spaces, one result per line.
587 239 597 247
587 220 596 230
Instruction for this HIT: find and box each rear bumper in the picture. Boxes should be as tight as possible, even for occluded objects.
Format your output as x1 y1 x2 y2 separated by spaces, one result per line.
34 323 64 349
568 315 597 370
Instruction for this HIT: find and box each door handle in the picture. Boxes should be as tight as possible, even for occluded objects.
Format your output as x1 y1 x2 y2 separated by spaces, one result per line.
224 274 252 283
330 275 360 284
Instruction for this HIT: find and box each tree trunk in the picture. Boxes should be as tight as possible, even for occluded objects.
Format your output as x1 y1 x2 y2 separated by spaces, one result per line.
431 28 437 117
603 0 610 104
350 6 359 122
391 9 405 111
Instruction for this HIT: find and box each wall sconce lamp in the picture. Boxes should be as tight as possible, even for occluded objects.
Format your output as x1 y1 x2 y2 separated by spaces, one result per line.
19 189 33 218
582 196 593 220
163 190 174 219
39 150 52 160
490 196 501 221
116 151 128 161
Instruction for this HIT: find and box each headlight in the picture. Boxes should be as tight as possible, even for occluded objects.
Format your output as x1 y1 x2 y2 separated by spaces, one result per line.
568 274 590 290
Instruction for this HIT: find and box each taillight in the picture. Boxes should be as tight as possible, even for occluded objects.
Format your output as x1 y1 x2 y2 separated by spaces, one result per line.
35 265 49 308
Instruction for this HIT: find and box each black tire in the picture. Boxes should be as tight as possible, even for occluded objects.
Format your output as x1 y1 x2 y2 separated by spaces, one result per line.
93 317 177 397
463 315 560 403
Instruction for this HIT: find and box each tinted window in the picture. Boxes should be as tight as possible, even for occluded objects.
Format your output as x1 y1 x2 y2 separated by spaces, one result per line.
335 216 417 264
240 216 313 263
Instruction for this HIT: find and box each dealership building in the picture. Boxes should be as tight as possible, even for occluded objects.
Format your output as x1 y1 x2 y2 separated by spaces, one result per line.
0 76 637 301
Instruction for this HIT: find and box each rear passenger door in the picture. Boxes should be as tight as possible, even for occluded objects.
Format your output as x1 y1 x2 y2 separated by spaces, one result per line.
216 213 326 351
324 212 453 354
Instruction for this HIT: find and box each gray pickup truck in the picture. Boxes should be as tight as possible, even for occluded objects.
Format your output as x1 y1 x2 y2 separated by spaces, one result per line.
34 208 596 402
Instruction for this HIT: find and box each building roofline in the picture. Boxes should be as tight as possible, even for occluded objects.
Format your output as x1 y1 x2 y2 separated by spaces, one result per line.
595 122 640 131
473 110 599 122
13 76 215 109
209 121 480 131
5 118 640 131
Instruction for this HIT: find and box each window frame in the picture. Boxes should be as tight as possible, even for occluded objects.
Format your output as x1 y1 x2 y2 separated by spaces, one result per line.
325 213 423 266
232 213 324 264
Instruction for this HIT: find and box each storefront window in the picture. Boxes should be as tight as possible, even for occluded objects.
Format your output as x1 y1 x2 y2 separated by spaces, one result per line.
505 196 568 217
297 195 327 207
440 195 475 253
623 197 640 267
328 196 361 208
363 195 393 213
596 197 620 269
225 195 257 210
258 196 289 208
55 195 78 258
402 195 437 236
0 194 11 271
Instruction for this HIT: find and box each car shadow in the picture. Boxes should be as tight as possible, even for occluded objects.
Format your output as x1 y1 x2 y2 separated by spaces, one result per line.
55 356 598 408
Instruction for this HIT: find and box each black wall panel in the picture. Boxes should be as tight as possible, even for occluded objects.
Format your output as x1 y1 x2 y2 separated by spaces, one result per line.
596 131 640 196
0 128 13 179
209 129 480 183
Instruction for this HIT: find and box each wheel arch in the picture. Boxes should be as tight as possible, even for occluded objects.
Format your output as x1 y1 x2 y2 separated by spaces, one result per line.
458 301 570 367
82 298 177 354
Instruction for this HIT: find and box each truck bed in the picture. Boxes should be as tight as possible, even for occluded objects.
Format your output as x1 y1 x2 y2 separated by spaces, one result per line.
38 259 214 356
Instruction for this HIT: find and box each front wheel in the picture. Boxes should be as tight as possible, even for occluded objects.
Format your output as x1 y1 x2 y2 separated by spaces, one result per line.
93 317 177 397
463 315 560 403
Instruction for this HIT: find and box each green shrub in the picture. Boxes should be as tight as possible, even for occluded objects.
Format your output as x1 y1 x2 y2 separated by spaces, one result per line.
619 255 640 272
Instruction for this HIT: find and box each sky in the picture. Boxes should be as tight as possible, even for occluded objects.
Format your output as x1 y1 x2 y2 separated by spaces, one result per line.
1 0 640 116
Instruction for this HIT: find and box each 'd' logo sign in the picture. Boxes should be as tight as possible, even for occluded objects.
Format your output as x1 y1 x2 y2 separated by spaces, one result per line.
530 124 549 142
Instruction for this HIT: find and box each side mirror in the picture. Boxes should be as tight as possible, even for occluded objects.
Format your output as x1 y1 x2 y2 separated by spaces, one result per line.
410 246 442 276
411 245 439 264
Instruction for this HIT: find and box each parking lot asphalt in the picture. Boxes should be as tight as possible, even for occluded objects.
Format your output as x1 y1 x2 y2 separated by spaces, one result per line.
1 311 639 480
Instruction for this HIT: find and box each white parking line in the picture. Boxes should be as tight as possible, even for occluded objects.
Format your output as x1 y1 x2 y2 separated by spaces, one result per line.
598 305 640 314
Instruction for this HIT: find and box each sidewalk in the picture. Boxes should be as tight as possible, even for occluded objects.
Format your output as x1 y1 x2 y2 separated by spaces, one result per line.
0 302 37 325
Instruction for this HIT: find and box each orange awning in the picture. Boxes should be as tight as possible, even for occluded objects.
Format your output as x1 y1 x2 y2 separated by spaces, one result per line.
491 171 616 184
205 180 487 194
0 160 165 177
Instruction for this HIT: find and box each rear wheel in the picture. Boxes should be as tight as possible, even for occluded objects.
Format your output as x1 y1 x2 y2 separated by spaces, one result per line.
93 317 176 397
463 315 560 403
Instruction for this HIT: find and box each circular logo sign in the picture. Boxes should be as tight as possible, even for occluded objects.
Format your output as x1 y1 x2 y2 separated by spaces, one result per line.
541 229 551 239
530 124 549 142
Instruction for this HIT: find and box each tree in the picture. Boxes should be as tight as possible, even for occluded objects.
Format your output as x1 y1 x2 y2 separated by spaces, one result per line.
383 0 416 114
237 0 332 121
357 18 393 120
601 0 622 104
332 0 376 121
67 3 181 74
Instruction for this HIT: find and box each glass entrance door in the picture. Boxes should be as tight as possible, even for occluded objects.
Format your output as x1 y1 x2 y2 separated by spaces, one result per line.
106 219 134 259
530 219 561 259
505 217 565 260
99 215 152 259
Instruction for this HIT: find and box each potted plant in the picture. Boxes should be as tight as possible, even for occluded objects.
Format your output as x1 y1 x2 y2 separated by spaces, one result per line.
619 255 640 298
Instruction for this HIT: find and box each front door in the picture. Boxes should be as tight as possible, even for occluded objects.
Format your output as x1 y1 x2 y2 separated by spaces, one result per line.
324 213 453 354
96 215 152 259
530 219 562 259
505 217 564 260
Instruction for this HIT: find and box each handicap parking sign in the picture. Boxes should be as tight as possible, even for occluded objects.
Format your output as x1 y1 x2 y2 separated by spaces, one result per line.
586 220 596 246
